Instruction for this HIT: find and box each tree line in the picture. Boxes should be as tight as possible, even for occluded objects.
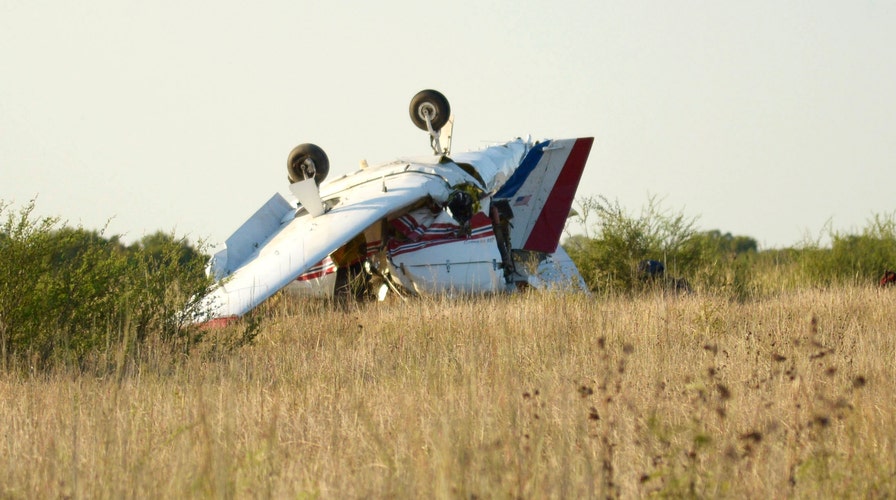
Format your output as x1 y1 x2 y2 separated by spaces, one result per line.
3 196 894 372
563 195 896 298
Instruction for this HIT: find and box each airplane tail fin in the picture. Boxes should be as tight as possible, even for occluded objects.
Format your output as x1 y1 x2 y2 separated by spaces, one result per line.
494 137 593 253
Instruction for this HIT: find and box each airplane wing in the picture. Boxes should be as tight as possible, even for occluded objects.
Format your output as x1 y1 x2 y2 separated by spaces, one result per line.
493 137 594 253
198 171 449 321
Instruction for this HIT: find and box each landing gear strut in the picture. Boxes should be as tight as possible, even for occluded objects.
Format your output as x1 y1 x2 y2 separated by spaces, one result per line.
409 89 452 155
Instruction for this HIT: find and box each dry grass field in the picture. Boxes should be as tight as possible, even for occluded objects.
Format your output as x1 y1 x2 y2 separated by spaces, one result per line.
1 287 894 498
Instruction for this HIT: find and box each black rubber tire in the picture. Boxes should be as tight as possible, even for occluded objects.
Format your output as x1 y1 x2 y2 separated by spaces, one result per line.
287 143 329 185
409 89 450 132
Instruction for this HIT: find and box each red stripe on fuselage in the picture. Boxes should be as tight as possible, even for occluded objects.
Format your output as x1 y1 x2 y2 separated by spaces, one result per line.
523 137 594 253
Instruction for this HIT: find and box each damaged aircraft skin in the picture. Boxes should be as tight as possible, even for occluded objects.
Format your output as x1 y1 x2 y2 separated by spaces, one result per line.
197 90 594 323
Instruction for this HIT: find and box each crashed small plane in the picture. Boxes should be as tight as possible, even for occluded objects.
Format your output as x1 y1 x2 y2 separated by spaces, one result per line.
197 90 593 323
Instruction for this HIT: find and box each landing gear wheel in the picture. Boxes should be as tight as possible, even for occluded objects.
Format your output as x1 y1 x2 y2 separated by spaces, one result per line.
287 143 329 185
409 89 451 132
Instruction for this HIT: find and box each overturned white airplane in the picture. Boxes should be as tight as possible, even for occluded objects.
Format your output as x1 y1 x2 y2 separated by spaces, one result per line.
197 90 594 323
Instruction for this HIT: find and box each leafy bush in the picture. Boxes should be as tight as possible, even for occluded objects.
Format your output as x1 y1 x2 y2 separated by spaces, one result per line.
565 195 758 296
792 213 896 286
564 195 696 293
565 196 895 297
0 200 213 371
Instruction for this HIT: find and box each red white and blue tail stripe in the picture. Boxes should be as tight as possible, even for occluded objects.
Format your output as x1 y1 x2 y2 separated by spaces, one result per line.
494 138 593 253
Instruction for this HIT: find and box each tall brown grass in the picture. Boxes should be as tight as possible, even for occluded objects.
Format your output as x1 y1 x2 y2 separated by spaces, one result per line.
1 287 893 498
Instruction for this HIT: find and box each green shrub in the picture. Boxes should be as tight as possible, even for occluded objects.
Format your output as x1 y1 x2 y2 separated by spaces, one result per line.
565 196 896 297
792 213 896 286
564 195 758 297
564 195 696 293
0 200 213 371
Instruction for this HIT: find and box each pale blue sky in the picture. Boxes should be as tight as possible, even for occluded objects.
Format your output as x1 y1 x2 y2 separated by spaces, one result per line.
2 1 894 250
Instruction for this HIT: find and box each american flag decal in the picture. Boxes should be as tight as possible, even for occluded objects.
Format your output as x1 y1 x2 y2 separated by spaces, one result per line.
513 195 531 206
